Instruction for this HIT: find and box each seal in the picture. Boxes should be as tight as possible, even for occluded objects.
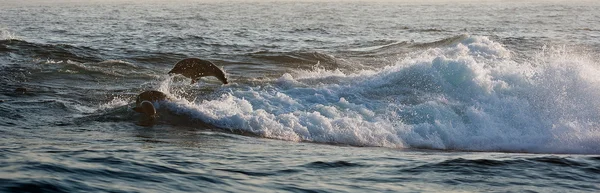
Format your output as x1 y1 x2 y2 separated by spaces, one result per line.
168 58 228 84
132 90 170 127
136 100 157 126
138 100 157 118
132 90 169 114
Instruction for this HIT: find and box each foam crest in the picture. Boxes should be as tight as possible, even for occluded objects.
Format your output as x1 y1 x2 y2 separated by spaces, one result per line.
163 35 600 154
99 97 130 110
0 29 20 40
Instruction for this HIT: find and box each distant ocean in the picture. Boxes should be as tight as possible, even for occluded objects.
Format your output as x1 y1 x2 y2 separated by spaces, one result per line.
1 0 599 192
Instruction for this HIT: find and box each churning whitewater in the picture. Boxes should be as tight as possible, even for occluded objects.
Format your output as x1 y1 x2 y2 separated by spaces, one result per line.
122 35 600 154
2 1 600 192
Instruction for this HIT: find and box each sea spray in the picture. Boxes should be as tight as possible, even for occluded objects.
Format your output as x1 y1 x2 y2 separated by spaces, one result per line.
0 29 20 40
145 35 600 154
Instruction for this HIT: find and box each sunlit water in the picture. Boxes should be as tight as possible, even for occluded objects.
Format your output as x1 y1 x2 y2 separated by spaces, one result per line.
1 1 600 192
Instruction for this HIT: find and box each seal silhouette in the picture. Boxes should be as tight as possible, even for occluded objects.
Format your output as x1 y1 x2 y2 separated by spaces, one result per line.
136 100 157 126
132 90 169 114
168 58 228 84
138 100 157 118
132 90 170 126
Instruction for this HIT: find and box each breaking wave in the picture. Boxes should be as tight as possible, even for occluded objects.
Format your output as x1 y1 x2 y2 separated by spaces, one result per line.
139 35 600 154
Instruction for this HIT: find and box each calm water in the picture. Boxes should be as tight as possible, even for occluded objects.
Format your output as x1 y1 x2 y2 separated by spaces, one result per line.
1 0 600 192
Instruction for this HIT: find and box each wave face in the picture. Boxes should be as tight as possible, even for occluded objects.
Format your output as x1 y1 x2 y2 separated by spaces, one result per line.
149 36 600 154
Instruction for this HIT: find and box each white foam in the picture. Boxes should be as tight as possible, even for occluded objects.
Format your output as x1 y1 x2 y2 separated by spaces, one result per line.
44 59 65 64
157 35 600 154
0 29 21 40
99 96 129 110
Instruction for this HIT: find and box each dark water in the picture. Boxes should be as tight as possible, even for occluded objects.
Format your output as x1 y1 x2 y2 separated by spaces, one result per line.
1 0 600 192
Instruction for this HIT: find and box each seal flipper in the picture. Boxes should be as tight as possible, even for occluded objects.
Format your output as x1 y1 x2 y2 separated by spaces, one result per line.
217 76 228 84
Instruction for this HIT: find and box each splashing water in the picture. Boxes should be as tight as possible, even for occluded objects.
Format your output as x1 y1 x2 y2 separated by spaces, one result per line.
1 29 20 40
151 35 600 154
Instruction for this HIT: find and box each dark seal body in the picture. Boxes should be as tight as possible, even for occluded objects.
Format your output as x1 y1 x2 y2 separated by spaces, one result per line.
133 90 169 127
139 101 157 117
133 90 168 113
137 100 157 127
168 58 228 84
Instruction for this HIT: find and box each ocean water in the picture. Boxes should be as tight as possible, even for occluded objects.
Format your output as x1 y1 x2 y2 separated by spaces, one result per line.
1 0 600 192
